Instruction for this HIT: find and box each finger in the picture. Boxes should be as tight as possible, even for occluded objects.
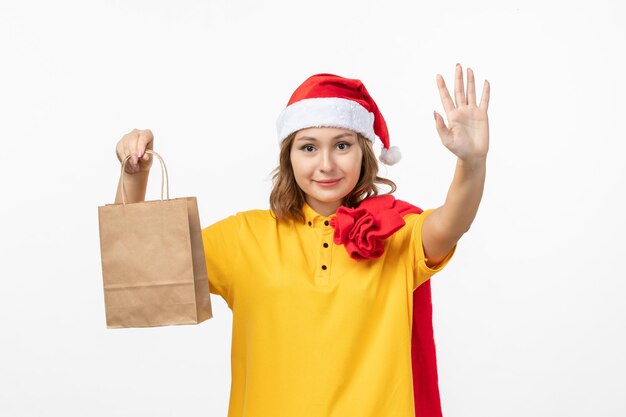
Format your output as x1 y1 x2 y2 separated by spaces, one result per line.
121 140 131 164
115 141 124 163
454 63 466 107
436 74 455 114
467 68 476 106
137 129 154 159
479 80 490 111
433 111 449 140
120 141 135 173
128 135 139 166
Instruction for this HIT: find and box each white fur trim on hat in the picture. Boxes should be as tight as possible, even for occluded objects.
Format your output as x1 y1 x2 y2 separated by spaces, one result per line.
276 97 379 145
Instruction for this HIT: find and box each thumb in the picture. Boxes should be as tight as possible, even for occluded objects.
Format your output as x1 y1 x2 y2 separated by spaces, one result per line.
433 111 449 140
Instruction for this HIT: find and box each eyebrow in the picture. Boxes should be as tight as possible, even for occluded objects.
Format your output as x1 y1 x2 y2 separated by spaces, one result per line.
295 133 356 142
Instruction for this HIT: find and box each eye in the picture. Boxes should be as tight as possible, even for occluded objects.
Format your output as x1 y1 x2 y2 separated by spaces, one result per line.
336 142 351 151
300 144 316 152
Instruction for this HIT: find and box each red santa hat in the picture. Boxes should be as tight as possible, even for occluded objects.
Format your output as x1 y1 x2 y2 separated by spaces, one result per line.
276 73 401 165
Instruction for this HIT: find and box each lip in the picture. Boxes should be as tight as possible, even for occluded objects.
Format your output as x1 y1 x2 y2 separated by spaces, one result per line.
315 178 342 187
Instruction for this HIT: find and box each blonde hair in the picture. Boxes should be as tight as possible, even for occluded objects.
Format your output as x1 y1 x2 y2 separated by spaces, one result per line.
269 132 397 222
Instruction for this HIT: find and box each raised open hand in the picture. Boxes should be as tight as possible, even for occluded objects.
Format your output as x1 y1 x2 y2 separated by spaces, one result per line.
434 64 490 163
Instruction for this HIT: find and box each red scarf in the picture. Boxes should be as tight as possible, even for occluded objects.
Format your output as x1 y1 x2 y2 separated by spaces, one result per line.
330 195 443 417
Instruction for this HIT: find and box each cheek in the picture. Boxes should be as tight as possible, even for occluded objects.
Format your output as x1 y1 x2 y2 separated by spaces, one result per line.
347 152 363 183
289 152 308 181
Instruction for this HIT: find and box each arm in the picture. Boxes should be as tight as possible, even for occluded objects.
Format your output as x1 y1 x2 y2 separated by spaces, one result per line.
422 64 491 266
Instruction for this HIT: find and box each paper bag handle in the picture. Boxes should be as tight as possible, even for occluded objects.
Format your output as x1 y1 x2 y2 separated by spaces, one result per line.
120 150 170 205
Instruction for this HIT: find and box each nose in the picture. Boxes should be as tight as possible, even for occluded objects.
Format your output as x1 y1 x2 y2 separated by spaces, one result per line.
319 149 335 172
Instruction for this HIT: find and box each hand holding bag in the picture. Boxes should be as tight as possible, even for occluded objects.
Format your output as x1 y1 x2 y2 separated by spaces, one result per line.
98 150 212 328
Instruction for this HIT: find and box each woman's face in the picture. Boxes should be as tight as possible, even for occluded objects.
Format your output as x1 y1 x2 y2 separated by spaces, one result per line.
290 127 363 216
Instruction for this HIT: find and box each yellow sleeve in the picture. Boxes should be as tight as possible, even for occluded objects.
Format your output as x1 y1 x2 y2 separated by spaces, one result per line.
409 209 456 290
201 214 241 307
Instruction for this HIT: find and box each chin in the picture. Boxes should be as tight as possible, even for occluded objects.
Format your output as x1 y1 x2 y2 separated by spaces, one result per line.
312 190 348 201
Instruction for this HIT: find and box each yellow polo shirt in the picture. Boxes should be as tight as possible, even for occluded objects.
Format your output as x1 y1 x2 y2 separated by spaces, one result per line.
201 203 454 417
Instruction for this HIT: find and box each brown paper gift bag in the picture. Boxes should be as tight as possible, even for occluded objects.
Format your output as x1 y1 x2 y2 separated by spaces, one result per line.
98 150 212 328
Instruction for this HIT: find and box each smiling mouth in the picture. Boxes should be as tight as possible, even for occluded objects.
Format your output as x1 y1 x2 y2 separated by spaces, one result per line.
315 179 341 186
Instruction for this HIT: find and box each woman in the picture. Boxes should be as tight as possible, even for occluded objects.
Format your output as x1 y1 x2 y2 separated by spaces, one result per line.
114 64 490 417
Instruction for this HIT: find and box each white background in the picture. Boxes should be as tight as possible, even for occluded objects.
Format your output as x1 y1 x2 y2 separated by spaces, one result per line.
1 0 625 416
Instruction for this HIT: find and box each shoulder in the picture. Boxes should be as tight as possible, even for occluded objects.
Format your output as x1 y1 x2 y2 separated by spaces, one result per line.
202 209 277 255
387 208 434 245
234 208 276 222
203 208 278 234
232 209 282 231
402 209 428 223
402 209 434 231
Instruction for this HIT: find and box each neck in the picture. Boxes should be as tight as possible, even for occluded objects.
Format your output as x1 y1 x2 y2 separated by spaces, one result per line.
306 198 341 217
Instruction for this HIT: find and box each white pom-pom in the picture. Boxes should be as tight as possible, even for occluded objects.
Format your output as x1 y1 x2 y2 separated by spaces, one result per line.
379 146 401 165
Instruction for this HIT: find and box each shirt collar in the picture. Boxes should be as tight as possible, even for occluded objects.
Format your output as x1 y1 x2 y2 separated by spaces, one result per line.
302 202 336 228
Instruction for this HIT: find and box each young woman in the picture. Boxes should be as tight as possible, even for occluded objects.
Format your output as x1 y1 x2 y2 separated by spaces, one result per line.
114 64 490 417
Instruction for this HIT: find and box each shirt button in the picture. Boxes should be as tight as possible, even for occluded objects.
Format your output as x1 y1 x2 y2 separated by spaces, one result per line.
323 243 329 248
324 220 329 226
321 265 327 270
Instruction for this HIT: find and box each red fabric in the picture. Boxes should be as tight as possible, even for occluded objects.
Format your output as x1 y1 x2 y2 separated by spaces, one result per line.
330 195 443 417
286 74 391 150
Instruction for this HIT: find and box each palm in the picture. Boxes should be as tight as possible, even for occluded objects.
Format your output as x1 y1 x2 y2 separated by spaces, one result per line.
434 64 490 162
